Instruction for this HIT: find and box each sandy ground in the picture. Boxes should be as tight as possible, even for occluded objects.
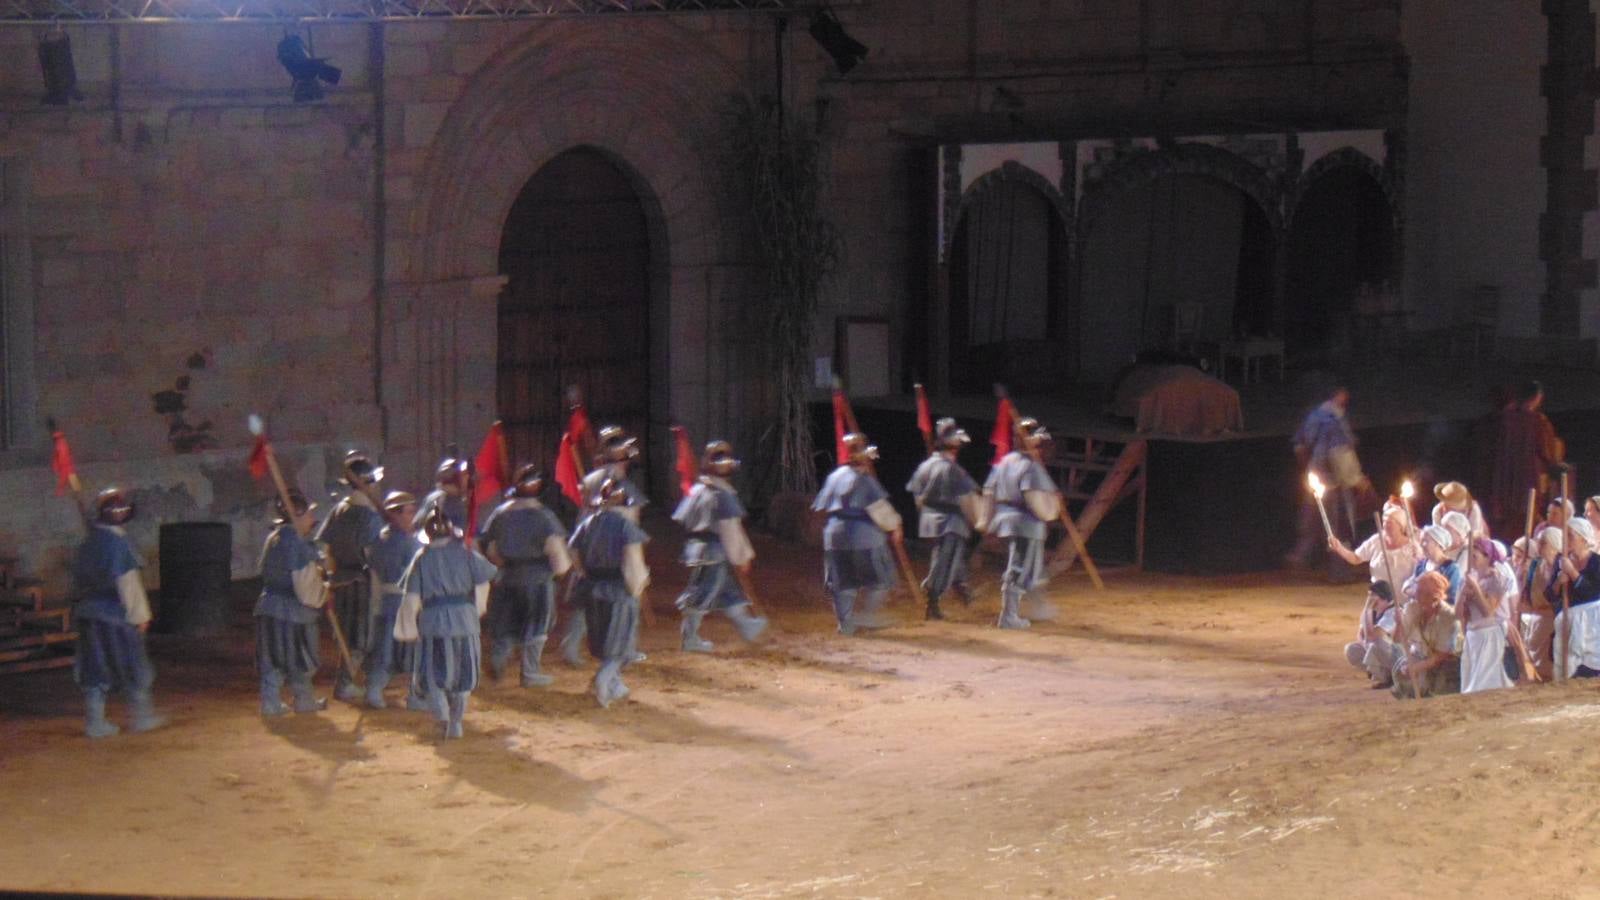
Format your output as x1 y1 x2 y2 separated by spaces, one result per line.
5 525 1600 900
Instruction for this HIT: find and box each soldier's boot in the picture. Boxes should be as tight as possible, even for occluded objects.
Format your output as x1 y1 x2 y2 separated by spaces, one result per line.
832 589 858 635
489 638 513 682
560 615 587 667
680 611 715 653
365 668 390 710
520 637 555 687
726 603 768 643
128 688 166 733
593 660 625 708
85 688 120 739
997 588 1031 630
405 677 432 712
291 677 327 713
260 670 289 717
445 693 468 740
333 666 363 703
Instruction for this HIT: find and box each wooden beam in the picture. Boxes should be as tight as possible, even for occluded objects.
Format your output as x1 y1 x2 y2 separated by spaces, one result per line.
1047 439 1148 576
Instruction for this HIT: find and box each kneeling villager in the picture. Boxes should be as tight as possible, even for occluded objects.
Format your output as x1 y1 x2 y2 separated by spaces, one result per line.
906 418 983 621
316 451 385 704
481 465 572 687
1392 570 1461 699
1517 528 1562 681
394 507 497 739
813 432 903 634
362 490 428 710
985 418 1062 629
1551 517 1600 678
1343 579 1398 688
569 478 651 707
1460 539 1516 693
73 489 164 738
1403 525 1462 607
255 490 330 716
673 441 767 652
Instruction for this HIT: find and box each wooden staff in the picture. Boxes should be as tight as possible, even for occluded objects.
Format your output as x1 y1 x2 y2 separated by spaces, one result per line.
249 416 358 679
1558 471 1574 681
834 379 926 608
1003 393 1105 590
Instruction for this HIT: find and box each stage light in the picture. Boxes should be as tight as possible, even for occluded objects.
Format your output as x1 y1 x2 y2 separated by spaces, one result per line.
38 32 82 106
809 7 867 75
276 34 341 103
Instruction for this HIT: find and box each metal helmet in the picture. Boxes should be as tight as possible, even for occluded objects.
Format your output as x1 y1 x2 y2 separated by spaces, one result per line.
510 463 545 498
1015 417 1052 451
597 425 640 463
934 418 970 451
341 451 384 489
380 490 417 514
274 488 314 524
422 505 459 540
841 432 880 466
434 456 470 487
701 440 740 478
592 476 629 508
95 488 135 526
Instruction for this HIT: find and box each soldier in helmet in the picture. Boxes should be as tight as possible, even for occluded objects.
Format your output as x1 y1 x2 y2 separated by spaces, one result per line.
480 464 573 687
568 477 651 707
906 418 984 621
812 432 903 635
361 490 428 710
315 450 386 703
393 506 498 739
72 488 164 738
413 456 471 534
562 424 648 665
672 440 767 652
255 489 331 716
984 418 1063 629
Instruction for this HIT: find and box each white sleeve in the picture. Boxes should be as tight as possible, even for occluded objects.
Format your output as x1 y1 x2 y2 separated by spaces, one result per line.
717 518 756 567
544 534 573 576
393 591 421 641
1024 490 1061 522
116 570 152 626
1354 535 1379 562
474 582 491 618
623 543 650 597
292 562 326 609
865 498 902 532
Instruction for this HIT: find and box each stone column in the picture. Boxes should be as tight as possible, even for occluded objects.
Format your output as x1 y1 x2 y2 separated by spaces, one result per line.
1540 0 1598 335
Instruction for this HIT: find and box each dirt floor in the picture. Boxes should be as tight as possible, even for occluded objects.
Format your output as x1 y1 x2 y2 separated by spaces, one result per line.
5 524 1600 900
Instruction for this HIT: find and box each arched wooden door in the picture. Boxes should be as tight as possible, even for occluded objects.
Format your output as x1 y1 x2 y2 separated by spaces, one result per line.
497 147 652 484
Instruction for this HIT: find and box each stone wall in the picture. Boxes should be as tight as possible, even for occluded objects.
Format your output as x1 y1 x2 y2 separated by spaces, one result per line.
0 1 1435 587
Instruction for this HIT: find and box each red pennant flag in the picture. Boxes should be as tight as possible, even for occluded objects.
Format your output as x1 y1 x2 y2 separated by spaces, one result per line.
832 387 851 466
247 434 270 480
914 383 933 449
554 430 583 506
568 404 593 448
990 396 1015 466
671 425 697 499
470 421 508 536
51 430 78 495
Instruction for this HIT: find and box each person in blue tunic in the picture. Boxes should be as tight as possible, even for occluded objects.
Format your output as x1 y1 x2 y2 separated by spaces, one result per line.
563 425 649 666
255 489 331 716
906 418 983 621
314 451 385 703
1401 525 1463 609
569 478 651 707
812 432 903 635
362 490 429 710
412 456 470 533
394 506 497 739
72 488 164 738
673 440 767 652
984 418 1063 630
481 465 572 687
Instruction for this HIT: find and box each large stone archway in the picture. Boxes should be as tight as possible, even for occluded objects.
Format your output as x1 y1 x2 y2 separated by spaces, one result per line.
381 20 757 495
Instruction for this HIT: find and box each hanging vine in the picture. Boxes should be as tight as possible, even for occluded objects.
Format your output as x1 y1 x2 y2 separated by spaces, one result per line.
723 95 841 494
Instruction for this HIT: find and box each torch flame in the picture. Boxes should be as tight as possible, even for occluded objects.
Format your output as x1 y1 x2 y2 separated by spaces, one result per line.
1400 479 1415 500
1307 471 1326 498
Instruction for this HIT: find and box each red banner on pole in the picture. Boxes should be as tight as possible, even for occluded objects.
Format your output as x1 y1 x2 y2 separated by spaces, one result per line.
990 396 1015 466
672 425 697 499
554 430 583 506
51 430 78 495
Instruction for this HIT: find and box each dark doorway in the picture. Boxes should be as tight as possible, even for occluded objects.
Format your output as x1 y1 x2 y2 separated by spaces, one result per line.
1285 167 1395 360
497 147 652 484
948 179 1068 394
1076 173 1277 382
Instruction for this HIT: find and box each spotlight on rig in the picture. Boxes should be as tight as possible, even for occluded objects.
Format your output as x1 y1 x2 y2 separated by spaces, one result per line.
38 32 82 106
808 7 867 75
277 34 341 103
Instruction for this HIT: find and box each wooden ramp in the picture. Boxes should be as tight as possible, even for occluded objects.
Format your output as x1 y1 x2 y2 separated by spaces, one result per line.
0 557 75 676
1045 437 1148 577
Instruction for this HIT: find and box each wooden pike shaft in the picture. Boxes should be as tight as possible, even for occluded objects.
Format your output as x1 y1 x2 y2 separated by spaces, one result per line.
261 438 358 679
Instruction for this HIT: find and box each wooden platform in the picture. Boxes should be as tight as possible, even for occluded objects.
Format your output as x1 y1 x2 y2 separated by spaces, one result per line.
0 557 74 676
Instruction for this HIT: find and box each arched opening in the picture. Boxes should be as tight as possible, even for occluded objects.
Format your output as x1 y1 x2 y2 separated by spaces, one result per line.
1076 173 1276 381
1284 166 1396 360
496 147 653 487
948 178 1068 394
